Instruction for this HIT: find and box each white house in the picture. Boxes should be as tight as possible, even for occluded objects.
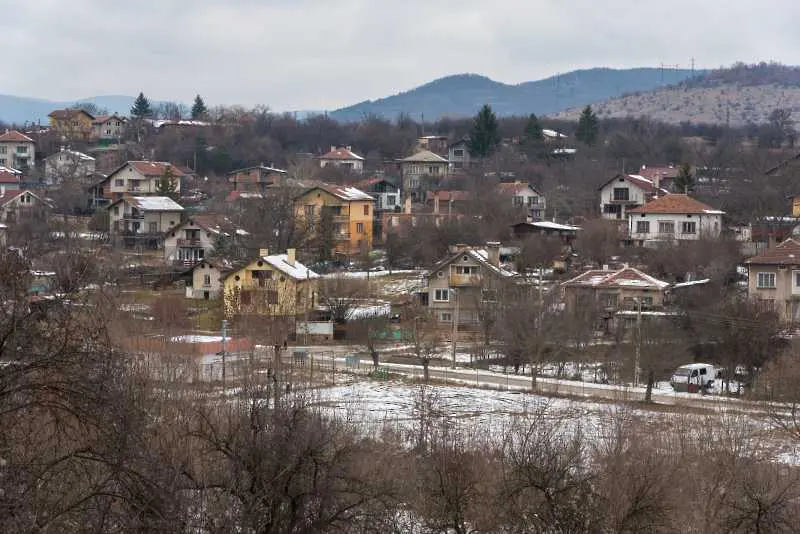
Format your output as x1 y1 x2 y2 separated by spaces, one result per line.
0 168 21 197
353 177 399 212
399 150 449 200
496 181 546 220
101 161 185 202
163 214 248 266
44 148 96 184
0 130 35 171
185 259 230 300
107 196 184 236
627 194 724 246
319 146 364 173
598 173 670 221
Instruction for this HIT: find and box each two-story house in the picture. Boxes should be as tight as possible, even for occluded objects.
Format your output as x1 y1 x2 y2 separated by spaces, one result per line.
228 164 288 193
561 267 670 314
448 138 470 170
745 237 800 323
44 148 96 184
107 196 184 246
628 194 724 246
319 146 364 174
497 181 546 220
424 243 518 326
0 190 50 224
399 150 449 200
0 130 35 171
163 214 248 266
98 161 185 202
184 258 238 300
223 248 319 318
599 173 670 221
48 109 95 140
353 177 400 212
294 184 375 256
92 114 126 141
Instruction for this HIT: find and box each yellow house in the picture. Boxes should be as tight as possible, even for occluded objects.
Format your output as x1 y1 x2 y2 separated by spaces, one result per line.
48 109 96 140
294 184 375 257
223 248 319 317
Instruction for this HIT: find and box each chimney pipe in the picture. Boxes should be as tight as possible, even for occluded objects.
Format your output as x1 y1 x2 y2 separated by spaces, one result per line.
286 248 296 267
487 242 501 267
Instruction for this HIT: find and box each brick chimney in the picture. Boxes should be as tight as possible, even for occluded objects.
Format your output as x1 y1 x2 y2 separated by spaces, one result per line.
486 242 501 267
286 248 296 267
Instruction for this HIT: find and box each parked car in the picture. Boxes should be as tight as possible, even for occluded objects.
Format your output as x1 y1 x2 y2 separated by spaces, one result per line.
670 363 718 393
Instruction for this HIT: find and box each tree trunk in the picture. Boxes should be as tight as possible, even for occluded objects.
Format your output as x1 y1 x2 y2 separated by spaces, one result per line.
371 348 378 369
644 368 655 403
422 359 430 382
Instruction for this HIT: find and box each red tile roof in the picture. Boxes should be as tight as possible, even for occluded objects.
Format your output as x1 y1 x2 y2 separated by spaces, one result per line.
320 147 364 161
599 173 670 196
0 130 34 143
496 181 540 195
638 165 680 181
627 194 723 215
0 170 20 184
129 161 187 177
562 267 669 289
745 238 800 265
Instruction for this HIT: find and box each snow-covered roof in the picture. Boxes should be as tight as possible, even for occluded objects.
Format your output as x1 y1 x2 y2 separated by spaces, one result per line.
121 196 184 212
49 149 95 161
542 129 567 139
464 249 517 277
263 253 319 281
528 221 581 231
671 279 711 289
310 184 374 202
0 166 22 175
399 150 449 163
562 267 669 290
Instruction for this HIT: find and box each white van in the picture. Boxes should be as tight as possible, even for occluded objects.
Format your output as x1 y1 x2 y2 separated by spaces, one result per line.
670 363 717 393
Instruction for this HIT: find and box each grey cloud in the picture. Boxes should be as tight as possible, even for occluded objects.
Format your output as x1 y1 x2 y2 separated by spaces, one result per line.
6 0 800 111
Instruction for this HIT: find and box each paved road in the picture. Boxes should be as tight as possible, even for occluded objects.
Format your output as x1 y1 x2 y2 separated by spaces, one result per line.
286 346 760 413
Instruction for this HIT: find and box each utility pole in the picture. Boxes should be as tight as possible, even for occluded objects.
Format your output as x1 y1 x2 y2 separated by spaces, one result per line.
634 299 642 388
451 288 459 369
221 319 228 387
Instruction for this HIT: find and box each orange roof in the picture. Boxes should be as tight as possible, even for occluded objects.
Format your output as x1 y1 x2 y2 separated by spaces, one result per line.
0 130 34 143
745 238 800 265
627 194 723 215
638 165 680 181
48 108 94 120
320 147 364 161
0 170 20 184
129 161 186 177
496 181 540 195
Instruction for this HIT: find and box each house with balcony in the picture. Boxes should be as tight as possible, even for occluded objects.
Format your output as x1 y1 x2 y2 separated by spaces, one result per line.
97 161 185 202
0 130 35 171
48 109 95 140
294 184 375 257
627 194 724 246
745 238 800 324
599 173 670 221
163 214 249 266
399 150 449 201
92 114 126 141
424 243 518 326
222 248 319 318
561 266 670 314
497 181 546 220
107 196 184 248
44 148 95 184
352 177 400 212
228 164 288 193
319 146 364 174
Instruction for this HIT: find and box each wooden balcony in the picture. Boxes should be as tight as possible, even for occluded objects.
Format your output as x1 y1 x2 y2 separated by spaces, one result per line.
177 238 202 247
449 274 481 287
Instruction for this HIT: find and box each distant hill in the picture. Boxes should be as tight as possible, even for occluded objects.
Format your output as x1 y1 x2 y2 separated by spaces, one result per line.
0 95 160 125
330 68 701 121
551 62 800 126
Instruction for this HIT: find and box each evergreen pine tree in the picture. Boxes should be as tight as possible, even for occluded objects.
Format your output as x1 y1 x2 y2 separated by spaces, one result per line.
130 92 153 119
155 165 178 200
575 105 599 146
673 163 695 194
524 113 543 141
468 104 501 158
191 95 208 120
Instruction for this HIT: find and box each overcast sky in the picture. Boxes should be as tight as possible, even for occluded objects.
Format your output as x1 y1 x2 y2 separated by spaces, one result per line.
6 0 799 111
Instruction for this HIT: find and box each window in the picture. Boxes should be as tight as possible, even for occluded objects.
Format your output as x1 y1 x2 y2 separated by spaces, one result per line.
16 146 27 154
454 266 479 275
356 222 364 234
599 293 619 308
794 271 800 288
682 221 697 234
148 222 158 233
636 221 650 234
0 147 6 154
203 274 211 286
453 149 464 157
113 206 119 215
240 291 252 305
266 290 279 305
386 195 396 206
0 159 5 165
757 272 776 289
433 289 450 302
440 312 453 322
658 221 675 234
304 205 316 218
115 179 124 187
363 205 369 216
612 187 630 201
513 196 524 207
